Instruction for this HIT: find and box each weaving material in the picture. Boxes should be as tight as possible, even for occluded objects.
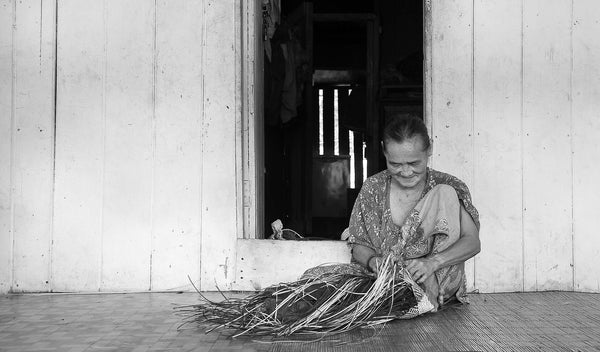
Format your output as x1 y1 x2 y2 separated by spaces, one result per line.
177 256 434 337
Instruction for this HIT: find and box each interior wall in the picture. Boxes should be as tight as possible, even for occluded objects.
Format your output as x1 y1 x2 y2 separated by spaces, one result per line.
428 0 600 292
2 0 600 294
0 0 241 293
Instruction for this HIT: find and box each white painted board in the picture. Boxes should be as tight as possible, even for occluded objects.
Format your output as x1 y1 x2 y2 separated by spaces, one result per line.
572 0 600 292
472 0 524 292
200 0 239 291
151 0 204 291
429 0 476 290
100 0 154 291
0 0 14 294
522 0 573 291
52 0 105 292
11 0 55 292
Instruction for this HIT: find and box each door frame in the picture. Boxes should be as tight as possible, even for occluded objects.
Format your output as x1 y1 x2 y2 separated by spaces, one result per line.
239 0 265 239
239 0 432 239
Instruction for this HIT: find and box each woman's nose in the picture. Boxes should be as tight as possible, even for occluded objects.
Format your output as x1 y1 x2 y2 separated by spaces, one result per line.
399 165 413 176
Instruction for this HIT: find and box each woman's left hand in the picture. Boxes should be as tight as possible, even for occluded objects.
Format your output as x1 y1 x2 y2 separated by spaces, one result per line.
405 257 439 284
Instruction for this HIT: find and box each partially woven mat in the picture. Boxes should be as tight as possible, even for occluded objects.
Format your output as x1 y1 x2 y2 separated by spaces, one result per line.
176 256 434 337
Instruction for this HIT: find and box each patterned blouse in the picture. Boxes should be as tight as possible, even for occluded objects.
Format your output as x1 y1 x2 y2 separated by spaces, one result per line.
348 167 480 256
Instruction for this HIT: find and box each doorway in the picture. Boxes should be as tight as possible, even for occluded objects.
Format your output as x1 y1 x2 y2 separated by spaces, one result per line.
260 0 424 239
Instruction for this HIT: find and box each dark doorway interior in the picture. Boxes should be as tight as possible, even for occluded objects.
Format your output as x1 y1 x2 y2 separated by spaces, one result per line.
263 0 423 239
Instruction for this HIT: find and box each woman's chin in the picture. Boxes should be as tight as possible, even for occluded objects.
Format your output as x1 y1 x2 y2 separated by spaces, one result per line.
393 176 421 188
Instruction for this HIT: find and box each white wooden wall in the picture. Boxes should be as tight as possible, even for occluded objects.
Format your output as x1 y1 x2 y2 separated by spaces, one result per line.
1 0 600 294
0 0 56 293
0 0 241 293
428 0 600 292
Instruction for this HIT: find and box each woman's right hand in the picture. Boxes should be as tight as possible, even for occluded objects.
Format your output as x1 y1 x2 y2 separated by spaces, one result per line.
351 244 382 275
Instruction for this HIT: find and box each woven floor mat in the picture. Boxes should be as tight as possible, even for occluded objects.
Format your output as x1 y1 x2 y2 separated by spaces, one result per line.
0 291 599 351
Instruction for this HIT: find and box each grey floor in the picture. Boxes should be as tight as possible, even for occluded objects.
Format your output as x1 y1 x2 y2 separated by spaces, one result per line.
0 291 599 351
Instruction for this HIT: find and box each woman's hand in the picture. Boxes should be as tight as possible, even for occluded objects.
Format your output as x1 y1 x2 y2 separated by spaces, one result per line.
368 255 381 274
406 257 443 310
352 244 383 275
405 257 440 284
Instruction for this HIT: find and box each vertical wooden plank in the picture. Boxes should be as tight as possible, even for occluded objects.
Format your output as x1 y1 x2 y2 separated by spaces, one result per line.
423 0 433 132
313 88 320 153
241 0 263 239
151 0 203 291
0 0 14 293
338 88 350 157
200 0 239 290
11 0 56 292
354 132 363 189
323 88 334 155
472 0 524 292
304 4 314 235
429 0 476 290
52 0 105 292
430 0 474 189
572 0 600 292
522 0 573 291
366 19 380 176
101 0 154 291
234 0 244 243
365 20 375 174
254 0 265 239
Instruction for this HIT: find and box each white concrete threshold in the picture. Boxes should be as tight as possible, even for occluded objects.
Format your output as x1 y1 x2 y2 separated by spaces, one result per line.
231 239 352 291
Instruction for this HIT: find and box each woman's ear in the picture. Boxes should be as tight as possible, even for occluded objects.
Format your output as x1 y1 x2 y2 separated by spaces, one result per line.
427 139 433 157
381 140 390 159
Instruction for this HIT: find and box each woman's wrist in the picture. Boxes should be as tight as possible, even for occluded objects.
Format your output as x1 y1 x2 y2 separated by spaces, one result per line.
427 254 444 272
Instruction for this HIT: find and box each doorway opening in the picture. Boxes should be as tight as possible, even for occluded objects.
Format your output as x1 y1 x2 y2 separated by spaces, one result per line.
261 0 424 239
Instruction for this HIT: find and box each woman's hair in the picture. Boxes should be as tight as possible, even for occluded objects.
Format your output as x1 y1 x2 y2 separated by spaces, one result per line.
382 115 431 151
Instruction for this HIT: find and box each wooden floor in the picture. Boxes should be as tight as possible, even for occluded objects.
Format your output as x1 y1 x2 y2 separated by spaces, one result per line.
0 291 599 351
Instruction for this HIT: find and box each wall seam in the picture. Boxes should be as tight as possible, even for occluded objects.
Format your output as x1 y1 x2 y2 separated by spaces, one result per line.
39 0 42 73
198 0 206 291
429 0 434 159
569 0 575 291
470 0 476 290
148 0 157 292
424 0 433 162
99 0 107 292
48 0 58 293
9 0 17 293
520 0 525 292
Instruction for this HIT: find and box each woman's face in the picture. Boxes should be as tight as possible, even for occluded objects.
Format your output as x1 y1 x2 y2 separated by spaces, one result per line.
383 136 430 189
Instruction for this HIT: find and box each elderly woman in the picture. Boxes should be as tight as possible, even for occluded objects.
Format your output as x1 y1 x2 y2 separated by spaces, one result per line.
348 115 480 310
185 116 481 335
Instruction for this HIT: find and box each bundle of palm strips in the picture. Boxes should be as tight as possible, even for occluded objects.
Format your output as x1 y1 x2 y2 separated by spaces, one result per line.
176 256 423 337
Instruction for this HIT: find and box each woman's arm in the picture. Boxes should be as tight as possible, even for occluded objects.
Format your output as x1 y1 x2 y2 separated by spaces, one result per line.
406 204 480 284
347 178 382 273
352 244 380 273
